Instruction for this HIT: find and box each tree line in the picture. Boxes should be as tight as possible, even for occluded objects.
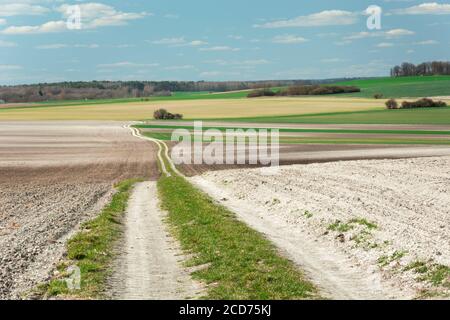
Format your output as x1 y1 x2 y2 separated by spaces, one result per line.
0 78 357 103
390 61 450 77
247 85 360 98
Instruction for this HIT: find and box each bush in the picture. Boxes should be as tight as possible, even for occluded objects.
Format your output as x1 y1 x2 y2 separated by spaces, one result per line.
374 93 384 99
385 99 398 109
247 89 277 98
277 85 360 96
153 108 183 120
401 98 447 109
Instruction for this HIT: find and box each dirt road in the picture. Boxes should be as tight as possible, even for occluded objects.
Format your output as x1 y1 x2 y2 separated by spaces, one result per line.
0 121 158 299
108 182 202 300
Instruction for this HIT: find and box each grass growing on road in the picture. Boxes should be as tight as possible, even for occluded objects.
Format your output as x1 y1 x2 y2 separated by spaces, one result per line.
39 179 140 299
158 175 317 300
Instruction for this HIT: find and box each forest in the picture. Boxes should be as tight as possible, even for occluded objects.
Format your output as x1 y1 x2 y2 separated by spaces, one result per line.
390 61 450 77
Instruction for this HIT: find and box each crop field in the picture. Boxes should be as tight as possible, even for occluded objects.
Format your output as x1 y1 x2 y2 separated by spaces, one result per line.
334 76 450 98
0 97 383 121
232 107 450 125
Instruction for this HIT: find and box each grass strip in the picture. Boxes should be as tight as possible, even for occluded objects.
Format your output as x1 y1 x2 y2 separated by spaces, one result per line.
142 132 450 145
157 174 318 300
135 124 450 136
38 179 140 299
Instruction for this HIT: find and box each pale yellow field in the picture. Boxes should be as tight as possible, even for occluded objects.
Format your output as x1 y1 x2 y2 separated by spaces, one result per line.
0 97 384 121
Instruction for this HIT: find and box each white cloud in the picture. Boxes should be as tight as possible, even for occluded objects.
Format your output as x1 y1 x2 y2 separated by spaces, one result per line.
97 61 159 68
199 46 240 51
376 42 394 48
163 14 179 19
36 43 99 49
204 59 269 66
151 37 186 45
414 40 439 45
189 40 208 47
183 40 208 47
2 20 66 34
343 31 373 40
385 28 415 37
344 28 415 41
0 18 6 25
321 58 346 63
392 2 450 15
151 38 206 47
0 39 16 47
58 3 150 28
0 64 22 70
199 71 240 78
272 34 308 44
74 44 99 49
36 43 68 49
115 44 135 48
0 3 49 17
164 65 194 70
2 3 149 34
255 10 358 28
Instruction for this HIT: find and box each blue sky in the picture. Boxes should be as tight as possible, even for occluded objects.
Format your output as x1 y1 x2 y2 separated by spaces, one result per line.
0 0 449 84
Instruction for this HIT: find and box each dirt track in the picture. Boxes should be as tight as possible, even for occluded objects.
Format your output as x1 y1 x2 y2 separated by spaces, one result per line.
108 181 202 300
191 157 450 299
0 121 158 299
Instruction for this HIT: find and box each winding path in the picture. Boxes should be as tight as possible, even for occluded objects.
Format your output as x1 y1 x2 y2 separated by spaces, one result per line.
108 125 200 300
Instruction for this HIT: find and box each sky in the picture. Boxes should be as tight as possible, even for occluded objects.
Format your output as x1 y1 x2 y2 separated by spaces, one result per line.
0 0 449 85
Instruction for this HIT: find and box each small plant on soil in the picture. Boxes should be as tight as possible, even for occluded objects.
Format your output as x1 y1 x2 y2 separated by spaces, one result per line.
303 211 313 219
404 261 429 274
328 220 354 233
349 218 378 230
378 250 407 267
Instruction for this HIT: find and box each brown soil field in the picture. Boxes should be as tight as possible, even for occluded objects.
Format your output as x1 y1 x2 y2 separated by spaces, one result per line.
168 141 450 176
0 121 158 299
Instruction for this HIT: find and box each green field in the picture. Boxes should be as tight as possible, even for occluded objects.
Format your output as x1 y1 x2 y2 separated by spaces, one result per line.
334 76 450 98
227 107 450 125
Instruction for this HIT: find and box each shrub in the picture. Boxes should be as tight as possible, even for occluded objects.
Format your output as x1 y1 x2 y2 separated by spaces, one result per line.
385 99 399 109
247 89 277 98
153 108 183 120
277 85 360 96
374 93 384 99
401 98 447 109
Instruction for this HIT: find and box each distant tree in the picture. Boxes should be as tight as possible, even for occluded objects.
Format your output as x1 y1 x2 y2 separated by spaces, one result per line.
374 93 383 99
153 108 183 120
401 98 447 109
154 108 169 119
385 99 398 109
